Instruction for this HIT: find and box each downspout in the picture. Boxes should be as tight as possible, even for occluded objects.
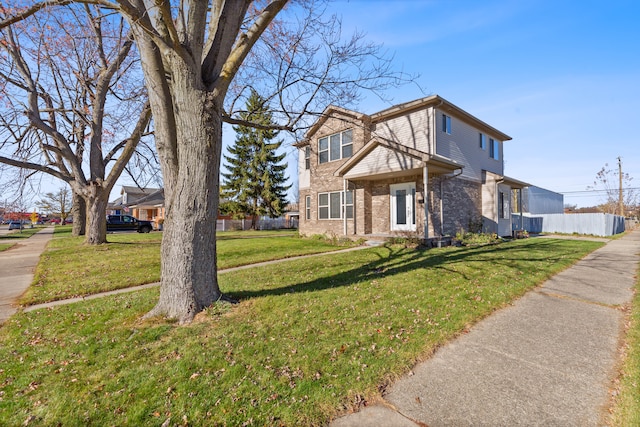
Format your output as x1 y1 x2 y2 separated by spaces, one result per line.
439 169 463 236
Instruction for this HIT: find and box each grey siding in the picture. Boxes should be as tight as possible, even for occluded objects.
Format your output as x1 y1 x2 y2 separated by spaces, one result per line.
520 186 564 214
435 108 503 182
298 147 310 189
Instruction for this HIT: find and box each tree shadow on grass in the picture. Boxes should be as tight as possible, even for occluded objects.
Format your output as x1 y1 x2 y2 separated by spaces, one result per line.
228 239 587 301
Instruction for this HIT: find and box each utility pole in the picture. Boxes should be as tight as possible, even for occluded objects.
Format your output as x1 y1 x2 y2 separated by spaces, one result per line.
618 156 624 217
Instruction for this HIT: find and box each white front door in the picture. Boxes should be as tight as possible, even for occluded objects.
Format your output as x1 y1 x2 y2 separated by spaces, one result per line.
390 183 416 232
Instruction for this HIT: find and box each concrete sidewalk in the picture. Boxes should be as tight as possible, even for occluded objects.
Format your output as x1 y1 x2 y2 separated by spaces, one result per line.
331 230 640 427
0 227 54 325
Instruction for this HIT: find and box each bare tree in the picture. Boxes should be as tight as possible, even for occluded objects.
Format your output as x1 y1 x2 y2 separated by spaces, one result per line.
2 1 412 323
588 159 638 216
36 186 72 223
0 3 153 242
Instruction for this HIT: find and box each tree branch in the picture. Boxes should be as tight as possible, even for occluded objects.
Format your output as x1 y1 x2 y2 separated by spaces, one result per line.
0 154 70 182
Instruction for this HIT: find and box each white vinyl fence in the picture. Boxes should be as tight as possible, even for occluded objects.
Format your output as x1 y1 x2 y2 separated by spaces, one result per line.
216 218 298 232
512 213 625 237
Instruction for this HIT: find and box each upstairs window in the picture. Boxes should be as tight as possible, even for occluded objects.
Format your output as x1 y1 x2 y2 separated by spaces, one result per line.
318 129 353 164
490 138 500 160
304 146 311 170
479 133 486 150
442 114 451 134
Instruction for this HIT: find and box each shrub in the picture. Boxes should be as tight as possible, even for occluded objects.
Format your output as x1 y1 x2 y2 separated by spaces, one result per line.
455 231 501 246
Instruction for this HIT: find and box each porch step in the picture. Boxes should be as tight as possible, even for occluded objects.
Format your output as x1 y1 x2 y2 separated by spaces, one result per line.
364 240 385 247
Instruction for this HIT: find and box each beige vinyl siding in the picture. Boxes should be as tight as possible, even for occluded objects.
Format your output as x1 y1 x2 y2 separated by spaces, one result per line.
435 109 504 182
343 145 422 179
298 147 310 189
481 171 500 234
372 108 431 153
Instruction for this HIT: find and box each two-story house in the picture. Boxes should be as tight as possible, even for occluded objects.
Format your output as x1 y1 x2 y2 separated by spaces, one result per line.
295 95 528 241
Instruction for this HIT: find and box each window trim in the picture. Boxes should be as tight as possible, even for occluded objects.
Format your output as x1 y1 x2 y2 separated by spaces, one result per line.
318 129 353 164
317 190 354 220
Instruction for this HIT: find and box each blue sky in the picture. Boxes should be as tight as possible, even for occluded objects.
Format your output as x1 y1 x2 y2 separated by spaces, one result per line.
306 0 640 208
10 0 637 210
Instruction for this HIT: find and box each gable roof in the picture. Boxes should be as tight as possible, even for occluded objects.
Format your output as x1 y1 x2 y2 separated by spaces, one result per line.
371 95 512 142
121 186 160 196
129 188 165 207
295 95 512 148
293 105 369 147
334 138 462 179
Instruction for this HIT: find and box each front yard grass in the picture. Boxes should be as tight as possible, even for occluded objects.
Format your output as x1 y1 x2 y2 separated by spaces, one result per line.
610 264 640 425
0 243 13 252
20 231 353 306
0 226 43 240
0 238 603 426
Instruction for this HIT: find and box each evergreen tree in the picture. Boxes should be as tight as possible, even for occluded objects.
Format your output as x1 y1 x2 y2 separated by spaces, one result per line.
221 91 290 229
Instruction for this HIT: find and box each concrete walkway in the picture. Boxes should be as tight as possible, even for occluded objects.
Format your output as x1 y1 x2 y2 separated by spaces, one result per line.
331 230 640 427
0 226 54 324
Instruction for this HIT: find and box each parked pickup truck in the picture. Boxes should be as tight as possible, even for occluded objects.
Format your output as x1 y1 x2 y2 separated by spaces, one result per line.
106 214 153 233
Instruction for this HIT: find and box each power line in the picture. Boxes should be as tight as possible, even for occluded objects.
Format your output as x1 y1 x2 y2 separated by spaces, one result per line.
559 187 640 195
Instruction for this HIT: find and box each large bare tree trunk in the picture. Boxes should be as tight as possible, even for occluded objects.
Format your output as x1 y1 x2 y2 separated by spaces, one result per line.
84 185 109 244
71 192 86 236
145 75 225 323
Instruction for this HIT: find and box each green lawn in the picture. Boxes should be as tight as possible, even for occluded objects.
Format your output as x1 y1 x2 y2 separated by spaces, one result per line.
0 238 604 426
0 226 43 240
610 263 640 426
20 231 352 306
0 243 13 252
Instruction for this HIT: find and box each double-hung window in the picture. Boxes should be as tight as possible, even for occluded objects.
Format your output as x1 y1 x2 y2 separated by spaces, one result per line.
304 146 311 170
490 138 500 160
305 196 311 220
318 191 354 220
442 114 451 134
318 129 353 164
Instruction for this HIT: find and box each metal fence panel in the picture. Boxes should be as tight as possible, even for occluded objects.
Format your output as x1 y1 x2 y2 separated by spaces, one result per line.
512 213 625 236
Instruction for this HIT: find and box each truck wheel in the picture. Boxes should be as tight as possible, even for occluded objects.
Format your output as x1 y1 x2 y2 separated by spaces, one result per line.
140 225 152 233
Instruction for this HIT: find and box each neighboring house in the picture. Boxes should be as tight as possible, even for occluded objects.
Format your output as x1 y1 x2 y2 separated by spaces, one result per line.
128 188 166 229
109 186 273 231
295 95 529 240
107 186 164 225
